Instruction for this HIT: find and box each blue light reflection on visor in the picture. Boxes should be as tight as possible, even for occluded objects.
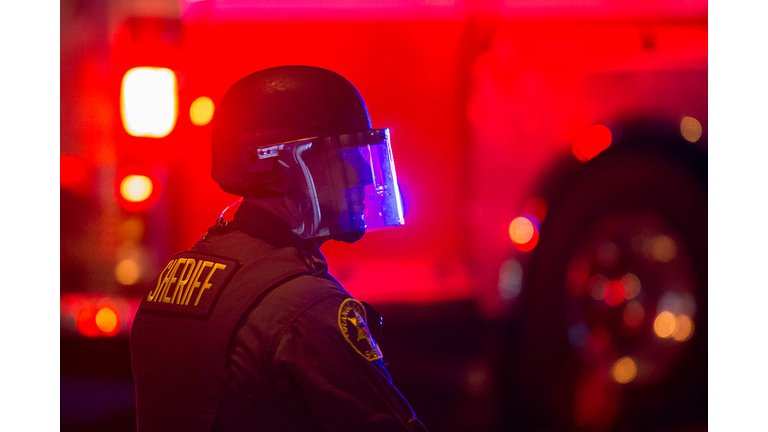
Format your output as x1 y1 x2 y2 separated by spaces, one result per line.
268 129 405 239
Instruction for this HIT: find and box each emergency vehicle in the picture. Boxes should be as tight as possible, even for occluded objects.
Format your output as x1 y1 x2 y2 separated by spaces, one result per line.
61 1 707 430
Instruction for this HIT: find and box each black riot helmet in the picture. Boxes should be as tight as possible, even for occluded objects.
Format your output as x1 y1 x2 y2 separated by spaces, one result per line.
211 65 405 240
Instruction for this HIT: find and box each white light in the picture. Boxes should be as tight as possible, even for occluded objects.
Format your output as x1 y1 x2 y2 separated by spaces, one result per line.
121 67 178 138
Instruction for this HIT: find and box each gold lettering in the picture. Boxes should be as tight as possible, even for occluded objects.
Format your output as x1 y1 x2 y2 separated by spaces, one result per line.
194 263 227 306
170 259 195 304
185 261 213 305
147 260 174 302
161 258 186 303
177 260 203 304
153 259 178 302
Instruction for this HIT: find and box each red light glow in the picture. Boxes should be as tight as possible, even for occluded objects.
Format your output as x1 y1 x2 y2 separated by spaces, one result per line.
60 154 89 193
522 196 548 223
572 124 612 162
62 295 140 337
76 304 100 338
574 369 619 429
603 280 625 306
76 303 121 337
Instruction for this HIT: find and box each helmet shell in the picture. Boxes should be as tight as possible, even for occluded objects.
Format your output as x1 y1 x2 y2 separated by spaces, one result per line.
211 65 372 196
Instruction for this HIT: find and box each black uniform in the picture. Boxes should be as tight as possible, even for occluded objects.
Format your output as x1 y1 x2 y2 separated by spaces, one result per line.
130 201 426 431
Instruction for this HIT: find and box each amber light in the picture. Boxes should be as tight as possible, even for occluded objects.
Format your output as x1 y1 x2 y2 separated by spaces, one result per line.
508 216 539 252
611 357 638 384
680 116 703 143
653 311 677 338
672 314 694 341
120 175 153 203
76 303 121 337
95 306 120 335
115 258 142 285
190 96 215 126
115 170 162 212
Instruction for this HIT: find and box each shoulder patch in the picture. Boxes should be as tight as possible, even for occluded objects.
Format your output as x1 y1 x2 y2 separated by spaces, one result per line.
338 298 383 361
139 251 240 318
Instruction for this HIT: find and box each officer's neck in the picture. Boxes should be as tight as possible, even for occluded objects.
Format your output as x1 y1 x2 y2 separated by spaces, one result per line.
233 199 325 259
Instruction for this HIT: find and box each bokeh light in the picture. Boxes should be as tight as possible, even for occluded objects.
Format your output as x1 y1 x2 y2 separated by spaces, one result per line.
611 356 638 384
509 216 535 244
498 258 523 299
622 301 645 328
120 175 153 203
95 306 120 335
596 241 621 268
60 154 89 192
659 291 697 317
76 304 99 338
653 311 677 338
620 273 641 299
120 216 146 245
603 280 625 306
509 216 539 251
115 258 141 285
672 314 694 341
568 322 591 348
190 96 215 126
680 116 703 143
121 67 178 138
572 124 612 162
649 235 676 262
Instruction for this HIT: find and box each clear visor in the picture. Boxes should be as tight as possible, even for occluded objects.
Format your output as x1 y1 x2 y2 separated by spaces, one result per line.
258 129 405 239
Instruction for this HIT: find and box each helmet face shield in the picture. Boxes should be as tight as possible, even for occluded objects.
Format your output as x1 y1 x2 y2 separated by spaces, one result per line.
258 129 405 239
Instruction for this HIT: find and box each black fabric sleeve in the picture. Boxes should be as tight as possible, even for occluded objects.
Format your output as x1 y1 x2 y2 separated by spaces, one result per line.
273 294 427 432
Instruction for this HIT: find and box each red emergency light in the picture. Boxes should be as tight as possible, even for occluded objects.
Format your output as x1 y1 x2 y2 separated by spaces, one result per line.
572 124 613 162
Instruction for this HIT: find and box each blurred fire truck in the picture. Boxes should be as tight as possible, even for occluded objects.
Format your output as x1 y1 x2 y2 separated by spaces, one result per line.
61 1 707 430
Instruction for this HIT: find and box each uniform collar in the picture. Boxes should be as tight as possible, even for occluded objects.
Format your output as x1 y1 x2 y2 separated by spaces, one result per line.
231 200 326 262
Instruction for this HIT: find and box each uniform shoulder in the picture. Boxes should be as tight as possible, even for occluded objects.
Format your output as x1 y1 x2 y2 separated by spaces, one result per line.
267 273 351 315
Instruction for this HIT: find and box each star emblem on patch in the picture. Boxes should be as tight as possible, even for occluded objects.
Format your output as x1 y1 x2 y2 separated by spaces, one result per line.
338 298 383 361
